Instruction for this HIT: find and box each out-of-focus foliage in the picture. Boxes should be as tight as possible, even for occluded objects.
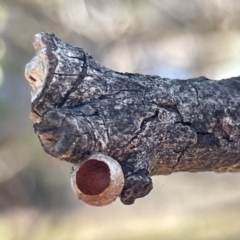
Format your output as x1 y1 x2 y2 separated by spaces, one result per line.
3 0 240 78
0 0 240 239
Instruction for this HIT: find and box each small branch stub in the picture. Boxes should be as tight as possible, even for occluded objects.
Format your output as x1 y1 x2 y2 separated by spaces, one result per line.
71 153 124 206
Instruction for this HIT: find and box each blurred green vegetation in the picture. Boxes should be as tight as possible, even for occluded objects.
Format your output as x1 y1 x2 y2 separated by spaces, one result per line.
0 0 240 239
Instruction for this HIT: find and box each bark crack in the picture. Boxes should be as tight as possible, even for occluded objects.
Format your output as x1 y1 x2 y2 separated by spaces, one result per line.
175 104 184 122
55 52 88 108
171 145 190 172
123 110 159 149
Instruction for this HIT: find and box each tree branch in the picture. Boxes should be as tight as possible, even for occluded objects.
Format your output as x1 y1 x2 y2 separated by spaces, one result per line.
25 33 240 205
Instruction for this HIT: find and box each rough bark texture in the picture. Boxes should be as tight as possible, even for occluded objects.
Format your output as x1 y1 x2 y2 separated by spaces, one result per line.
25 33 240 205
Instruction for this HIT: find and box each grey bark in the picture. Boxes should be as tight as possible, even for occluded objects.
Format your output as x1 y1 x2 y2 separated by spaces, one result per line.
26 33 240 204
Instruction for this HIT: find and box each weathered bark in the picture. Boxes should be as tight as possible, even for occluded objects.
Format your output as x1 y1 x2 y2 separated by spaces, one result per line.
25 32 240 205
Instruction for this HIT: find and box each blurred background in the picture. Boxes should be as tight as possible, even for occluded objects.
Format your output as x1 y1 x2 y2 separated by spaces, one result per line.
1 0 240 239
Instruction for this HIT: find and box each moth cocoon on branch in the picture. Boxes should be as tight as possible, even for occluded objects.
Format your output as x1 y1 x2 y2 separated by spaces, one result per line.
71 153 124 206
